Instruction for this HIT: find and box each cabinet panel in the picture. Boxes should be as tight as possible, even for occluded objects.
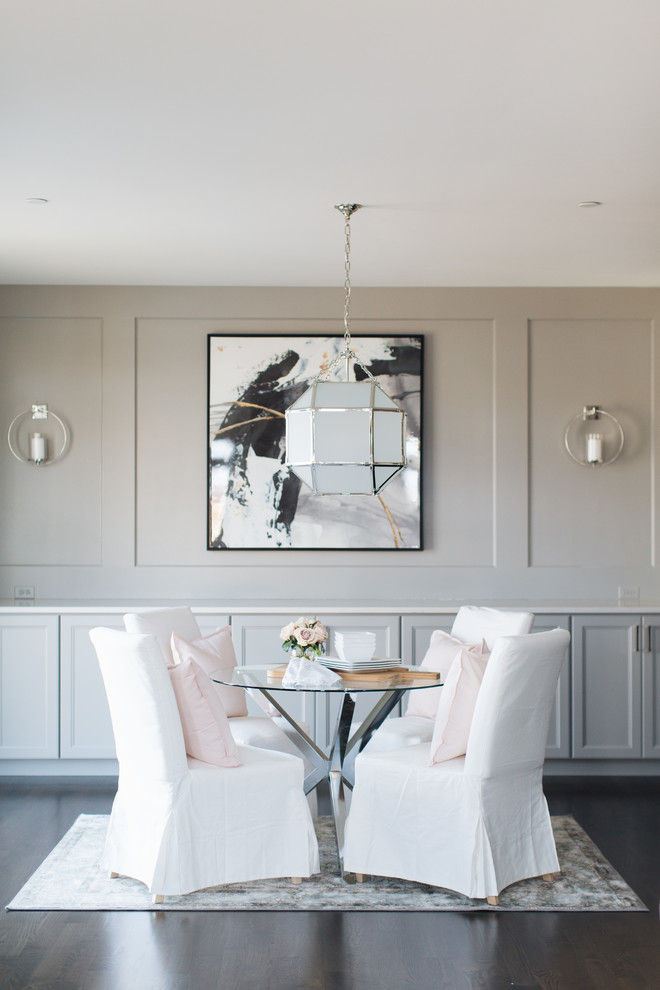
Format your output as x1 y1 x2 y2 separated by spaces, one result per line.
195 614 231 637
60 612 231 760
572 615 642 758
319 615 401 749
230 614 318 733
402 612 570 758
0 615 59 758
401 614 456 666
642 620 660 757
230 614 400 749
533 615 571 759
60 615 123 758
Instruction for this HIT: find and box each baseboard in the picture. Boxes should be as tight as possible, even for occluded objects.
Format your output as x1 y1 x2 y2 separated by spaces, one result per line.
2 757 660 777
0 759 119 776
544 760 660 776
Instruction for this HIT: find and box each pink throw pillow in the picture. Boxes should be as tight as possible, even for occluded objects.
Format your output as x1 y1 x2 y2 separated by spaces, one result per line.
406 630 478 719
168 659 241 767
170 628 248 718
429 641 490 764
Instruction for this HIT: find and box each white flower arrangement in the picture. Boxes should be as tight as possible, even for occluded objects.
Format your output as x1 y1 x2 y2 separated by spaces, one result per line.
280 616 328 659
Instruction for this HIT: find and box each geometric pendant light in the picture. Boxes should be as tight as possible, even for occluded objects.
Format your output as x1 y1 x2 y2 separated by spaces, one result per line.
285 204 407 495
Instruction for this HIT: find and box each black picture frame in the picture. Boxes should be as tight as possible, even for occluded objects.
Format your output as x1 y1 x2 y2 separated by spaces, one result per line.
207 333 423 550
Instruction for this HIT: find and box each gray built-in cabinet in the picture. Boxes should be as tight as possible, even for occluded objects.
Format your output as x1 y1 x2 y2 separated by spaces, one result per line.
572 614 660 759
2 607 660 773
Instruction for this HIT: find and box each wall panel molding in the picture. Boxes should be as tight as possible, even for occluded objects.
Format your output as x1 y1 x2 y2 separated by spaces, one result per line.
1 287 660 603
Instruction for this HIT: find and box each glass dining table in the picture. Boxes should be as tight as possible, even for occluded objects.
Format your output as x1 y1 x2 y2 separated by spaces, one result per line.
210 662 441 879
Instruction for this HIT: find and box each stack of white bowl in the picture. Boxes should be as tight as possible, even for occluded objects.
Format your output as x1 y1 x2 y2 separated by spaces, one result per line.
322 630 402 671
332 631 379 667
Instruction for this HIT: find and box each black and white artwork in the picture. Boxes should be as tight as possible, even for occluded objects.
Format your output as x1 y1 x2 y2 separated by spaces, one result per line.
207 334 422 550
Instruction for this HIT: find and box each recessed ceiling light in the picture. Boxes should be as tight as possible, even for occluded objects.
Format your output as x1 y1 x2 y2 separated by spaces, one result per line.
26 197 49 205
578 201 602 208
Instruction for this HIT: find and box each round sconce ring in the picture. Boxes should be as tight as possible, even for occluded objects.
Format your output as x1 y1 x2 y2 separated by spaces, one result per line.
7 406 70 466
563 406 624 467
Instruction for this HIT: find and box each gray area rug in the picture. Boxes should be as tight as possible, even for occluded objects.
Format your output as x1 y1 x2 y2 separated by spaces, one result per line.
6 814 646 912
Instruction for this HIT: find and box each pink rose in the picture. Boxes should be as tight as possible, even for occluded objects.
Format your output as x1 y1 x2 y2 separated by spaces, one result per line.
295 626 316 646
280 621 296 641
310 624 328 644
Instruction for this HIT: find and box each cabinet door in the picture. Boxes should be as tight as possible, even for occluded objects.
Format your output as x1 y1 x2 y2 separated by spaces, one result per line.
195 614 231 637
0 615 59 758
60 615 123 759
230 614 400 748
533 614 571 759
572 615 642 758
401 614 456 665
402 612 571 758
319 615 400 750
642 619 660 758
60 612 232 760
230 615 318 734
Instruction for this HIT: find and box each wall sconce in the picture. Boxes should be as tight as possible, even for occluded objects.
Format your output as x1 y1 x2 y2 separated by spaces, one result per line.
564 405 624 466
7 404 70 466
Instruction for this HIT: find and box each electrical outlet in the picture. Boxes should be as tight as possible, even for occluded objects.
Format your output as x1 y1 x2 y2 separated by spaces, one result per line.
14 585 35 600
618 585 640 601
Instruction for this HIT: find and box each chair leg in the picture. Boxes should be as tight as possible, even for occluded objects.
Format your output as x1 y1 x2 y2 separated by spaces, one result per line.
542 873 557 882
108 871 119 879
152 893 164 904
291 877 302 885
486 895 499 906
355 873 368 883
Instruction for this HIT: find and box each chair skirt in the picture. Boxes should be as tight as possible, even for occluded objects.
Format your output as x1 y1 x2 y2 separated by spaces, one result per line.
343 743 559 900
102 745 319 895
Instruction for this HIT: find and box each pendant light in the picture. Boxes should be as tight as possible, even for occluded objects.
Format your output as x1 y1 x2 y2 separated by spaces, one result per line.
285 204 407 495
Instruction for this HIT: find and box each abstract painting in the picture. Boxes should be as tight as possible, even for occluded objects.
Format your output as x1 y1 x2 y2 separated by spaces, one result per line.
207 334 422 550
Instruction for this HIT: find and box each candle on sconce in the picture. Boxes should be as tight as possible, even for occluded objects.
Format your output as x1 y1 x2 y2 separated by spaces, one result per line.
29 433 48 464
586 433 603 464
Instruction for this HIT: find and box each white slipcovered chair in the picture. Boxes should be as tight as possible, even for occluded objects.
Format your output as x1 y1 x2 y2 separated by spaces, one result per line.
124 606 318 815
364 605 535 753
343 628 570 903
90 626 319 900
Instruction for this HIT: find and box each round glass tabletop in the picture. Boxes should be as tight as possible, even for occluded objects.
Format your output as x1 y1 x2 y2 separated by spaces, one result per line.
210 663 442 693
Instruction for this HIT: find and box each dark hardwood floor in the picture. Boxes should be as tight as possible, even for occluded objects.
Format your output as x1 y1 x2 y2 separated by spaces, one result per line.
1 776 660 990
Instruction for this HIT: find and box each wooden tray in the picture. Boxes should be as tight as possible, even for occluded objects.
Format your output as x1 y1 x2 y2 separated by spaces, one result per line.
267 664 440 682
336 668 440 681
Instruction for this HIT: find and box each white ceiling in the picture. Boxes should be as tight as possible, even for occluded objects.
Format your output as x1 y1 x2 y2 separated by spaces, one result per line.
2 0 660 287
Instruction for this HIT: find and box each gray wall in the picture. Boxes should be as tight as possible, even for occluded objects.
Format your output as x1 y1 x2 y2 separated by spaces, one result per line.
1 285 659 603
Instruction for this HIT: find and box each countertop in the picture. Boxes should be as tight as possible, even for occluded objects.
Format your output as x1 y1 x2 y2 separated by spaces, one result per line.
1 599 659 615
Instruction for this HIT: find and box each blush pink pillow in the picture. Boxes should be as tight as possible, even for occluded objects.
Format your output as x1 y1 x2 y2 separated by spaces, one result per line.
168 659 241 767
429 641 490 764
406 630 478 719
170 628 248 718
